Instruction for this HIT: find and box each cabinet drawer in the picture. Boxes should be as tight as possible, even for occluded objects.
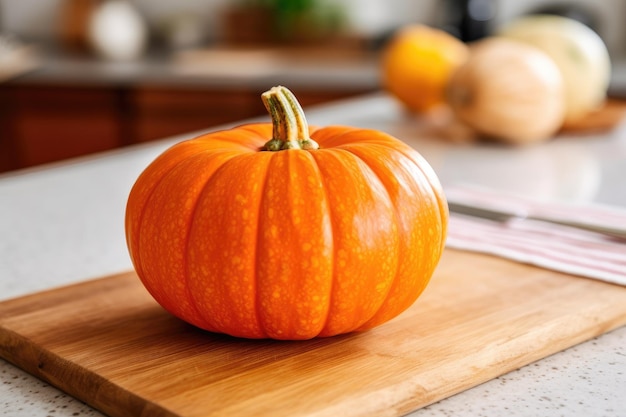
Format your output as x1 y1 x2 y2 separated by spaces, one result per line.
6 86 123 167
131 87 265 142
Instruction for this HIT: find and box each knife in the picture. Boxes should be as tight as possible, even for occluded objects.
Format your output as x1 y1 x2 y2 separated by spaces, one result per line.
447 201 626 240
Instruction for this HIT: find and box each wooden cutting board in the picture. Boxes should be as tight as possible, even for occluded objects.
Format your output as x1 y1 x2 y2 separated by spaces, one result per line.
2 249 626 417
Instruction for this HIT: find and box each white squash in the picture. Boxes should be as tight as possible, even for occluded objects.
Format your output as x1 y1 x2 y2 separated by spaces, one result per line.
447 37 565 144
498 15 611 124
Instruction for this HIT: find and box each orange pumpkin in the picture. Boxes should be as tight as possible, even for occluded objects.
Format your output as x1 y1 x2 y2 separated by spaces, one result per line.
381 25 469 113
125 86 448 340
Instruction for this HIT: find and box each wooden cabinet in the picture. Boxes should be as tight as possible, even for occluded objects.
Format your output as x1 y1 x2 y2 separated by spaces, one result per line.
5 86 124 168
130 87 265 142
0 83 373 173
0 88 16 172
130 86 368 143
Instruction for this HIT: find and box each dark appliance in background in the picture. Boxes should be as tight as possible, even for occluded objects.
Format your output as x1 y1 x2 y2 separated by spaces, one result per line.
440 0 497 41
440 1 599 42
370 0 497 49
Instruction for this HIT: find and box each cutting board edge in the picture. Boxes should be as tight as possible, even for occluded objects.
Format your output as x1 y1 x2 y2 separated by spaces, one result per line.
0 326 178 417
313 314 626 417
3 314 624 417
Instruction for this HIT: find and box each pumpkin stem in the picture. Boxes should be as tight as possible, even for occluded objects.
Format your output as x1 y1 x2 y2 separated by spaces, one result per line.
261 86 319 151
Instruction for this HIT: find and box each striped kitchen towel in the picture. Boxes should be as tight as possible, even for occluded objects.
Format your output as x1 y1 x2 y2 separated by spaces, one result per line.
444 186 626 286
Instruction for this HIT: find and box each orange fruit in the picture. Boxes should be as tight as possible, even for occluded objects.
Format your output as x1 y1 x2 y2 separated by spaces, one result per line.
381 25 469 113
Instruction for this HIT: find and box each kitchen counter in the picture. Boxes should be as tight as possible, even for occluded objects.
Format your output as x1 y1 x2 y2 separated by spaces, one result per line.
8 46 380 90
1 93 625 417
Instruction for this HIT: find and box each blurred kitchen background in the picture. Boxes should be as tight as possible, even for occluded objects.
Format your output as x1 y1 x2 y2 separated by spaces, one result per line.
1 0 626 173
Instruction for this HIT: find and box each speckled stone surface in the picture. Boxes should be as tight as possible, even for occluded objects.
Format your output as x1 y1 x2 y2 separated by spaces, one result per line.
1 363 104 417
412 328 626 417
1 95 625 417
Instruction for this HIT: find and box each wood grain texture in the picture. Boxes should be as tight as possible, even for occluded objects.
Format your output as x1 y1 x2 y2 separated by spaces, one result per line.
2 249 626 417
561 99 626 133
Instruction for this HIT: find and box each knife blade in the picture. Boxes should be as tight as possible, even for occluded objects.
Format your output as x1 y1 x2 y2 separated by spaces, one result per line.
447 201 626 240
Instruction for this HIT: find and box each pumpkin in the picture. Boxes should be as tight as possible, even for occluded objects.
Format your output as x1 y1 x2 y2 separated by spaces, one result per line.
125 86 448 340
381 24 469 113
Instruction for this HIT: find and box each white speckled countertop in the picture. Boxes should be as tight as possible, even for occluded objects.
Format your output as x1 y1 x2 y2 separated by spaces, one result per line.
1 93 625 416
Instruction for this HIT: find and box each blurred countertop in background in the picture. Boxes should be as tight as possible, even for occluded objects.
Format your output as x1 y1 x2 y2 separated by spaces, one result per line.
3 44 380 90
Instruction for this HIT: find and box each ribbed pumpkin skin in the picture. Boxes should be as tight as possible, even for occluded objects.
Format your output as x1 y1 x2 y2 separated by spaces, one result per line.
125 123 447 340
